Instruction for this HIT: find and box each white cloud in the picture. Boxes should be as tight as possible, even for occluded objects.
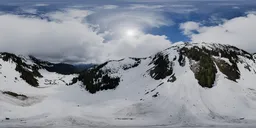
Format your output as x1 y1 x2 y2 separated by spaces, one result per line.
245 11 256 15
128 4 197 14
46 9 93 22
98 5 119 9
129 4 164 10
207 3 239 6
89 10 170 29
207 15 227 25
180 21 200 36
86 8 172 43
104 34 171 59
22 8 37 14
87 9 171 33
0 14 105 63
169 5 194 7
182 14 256 53
232 6 240 9
0 8 172 63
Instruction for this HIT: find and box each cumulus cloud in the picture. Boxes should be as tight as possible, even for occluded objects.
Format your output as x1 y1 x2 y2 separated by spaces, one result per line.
104 34 171 59
85 8 172 43
0 14 104 63
180 13 256 53
180 21 200 36
86 10 171 30
0 7 172 63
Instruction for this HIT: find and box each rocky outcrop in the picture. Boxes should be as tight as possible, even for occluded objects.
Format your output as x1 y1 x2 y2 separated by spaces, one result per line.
0 53 42 87
73 62 120 94
148 53 173 80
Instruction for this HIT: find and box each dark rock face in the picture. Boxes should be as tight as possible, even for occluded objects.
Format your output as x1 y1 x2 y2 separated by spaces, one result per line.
0 53 87 87
152 92 159 98
46 63 78 75
148 53 173 80
0 53 42 87
2 91 28 100
178 43 254 88
178 54 186 67
29 56 80 75
73 62 120 94
168 74 177 83
179 46 217 88
213 58 240 82
71 58 150 94
196 55 217 88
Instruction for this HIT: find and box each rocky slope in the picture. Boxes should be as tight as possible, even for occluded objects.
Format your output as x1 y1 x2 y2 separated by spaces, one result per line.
73 42 256 93
1 42 256 127
0 52 81 87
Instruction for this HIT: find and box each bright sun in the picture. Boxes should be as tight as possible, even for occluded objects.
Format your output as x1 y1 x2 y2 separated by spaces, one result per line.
125 29 137 37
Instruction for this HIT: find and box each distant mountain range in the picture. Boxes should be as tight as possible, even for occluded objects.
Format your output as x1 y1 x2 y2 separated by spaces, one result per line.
1 42 256 127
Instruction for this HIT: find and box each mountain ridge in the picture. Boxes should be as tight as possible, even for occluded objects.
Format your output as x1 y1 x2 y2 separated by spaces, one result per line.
72 42 256 93
1 42 256 127
1 42 255 92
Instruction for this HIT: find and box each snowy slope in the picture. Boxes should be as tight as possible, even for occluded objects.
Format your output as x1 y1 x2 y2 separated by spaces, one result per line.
1 43 256 127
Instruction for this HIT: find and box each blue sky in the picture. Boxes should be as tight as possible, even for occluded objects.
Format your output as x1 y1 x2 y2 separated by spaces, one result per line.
0 0 255 63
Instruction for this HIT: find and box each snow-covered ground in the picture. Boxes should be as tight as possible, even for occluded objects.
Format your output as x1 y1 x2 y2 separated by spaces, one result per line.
1 44 256 128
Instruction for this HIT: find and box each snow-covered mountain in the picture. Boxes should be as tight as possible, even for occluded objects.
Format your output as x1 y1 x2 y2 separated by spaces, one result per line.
1 43 256 127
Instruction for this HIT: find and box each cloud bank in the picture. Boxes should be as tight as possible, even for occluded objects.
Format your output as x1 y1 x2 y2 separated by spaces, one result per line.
0 7 172 63
180 13 256 53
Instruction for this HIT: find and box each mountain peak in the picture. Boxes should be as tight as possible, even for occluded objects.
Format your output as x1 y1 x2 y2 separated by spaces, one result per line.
0 52 43 87
72 42 256 93
1 43 256 126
